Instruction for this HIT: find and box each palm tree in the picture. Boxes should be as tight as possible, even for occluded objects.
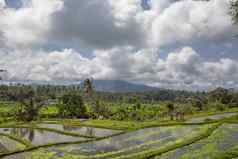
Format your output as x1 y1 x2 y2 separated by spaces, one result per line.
83 78 94 99
167 103 175 120
231 0 238 24
0 69 7 80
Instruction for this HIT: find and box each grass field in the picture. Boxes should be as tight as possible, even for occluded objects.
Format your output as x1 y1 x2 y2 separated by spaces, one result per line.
0 108 237 159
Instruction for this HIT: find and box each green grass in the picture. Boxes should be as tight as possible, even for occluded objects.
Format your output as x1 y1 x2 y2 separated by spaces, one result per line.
112 123 221 159
0 130 127 158
185 107 238 119
0 104 238 159
215 145 238 159
0 119 237 159
0 117 14 126
79 118 221 131
0 102 18 117
157 123 238 159
0 124 96 139
9 123 222 159
0 132 32 147
39 105 59 117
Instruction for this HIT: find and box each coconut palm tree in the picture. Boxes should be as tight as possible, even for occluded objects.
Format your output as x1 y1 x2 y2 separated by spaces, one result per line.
0 69 7 80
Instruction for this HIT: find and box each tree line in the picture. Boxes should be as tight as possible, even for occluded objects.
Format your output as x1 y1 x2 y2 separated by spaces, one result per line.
0 83 238 121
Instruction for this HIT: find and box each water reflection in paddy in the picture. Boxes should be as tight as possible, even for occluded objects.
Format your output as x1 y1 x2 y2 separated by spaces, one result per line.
47 125 204 156
0 128 85 146
38 124 122 137
0 136 25 154
156 124 238 159
187 112 238 123
2 125 210 159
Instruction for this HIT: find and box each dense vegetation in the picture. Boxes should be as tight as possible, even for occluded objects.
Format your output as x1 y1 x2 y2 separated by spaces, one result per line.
0 82 238 123
0 2 238 158
0 3 237 158
231 0 238 24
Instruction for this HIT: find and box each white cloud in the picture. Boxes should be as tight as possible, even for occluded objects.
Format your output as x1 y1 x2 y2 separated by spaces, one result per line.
0 0 5 8
150 0 237 47
204 58 238 82
0 0 236 49
1 46 238 90
48 0 146 49
0 0 238 90
0 0 63 47
0 49 94 81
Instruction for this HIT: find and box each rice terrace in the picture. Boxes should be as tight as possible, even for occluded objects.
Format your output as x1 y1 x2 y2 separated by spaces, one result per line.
1 0 238 159
0 84 238 159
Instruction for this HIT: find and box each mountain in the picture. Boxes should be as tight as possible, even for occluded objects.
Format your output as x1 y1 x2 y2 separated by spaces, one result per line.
0 79 159 92
92 80 159 92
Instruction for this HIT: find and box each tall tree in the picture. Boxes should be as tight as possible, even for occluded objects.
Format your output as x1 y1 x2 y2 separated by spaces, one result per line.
167 103 175 120
59 92 87 118
15 90 46 121
231 0 238 24
0 69 7 80
83 79 93 97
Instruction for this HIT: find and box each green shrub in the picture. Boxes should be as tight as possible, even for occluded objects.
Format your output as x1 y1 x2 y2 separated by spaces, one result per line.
178 104 196 115
59 93 87 118
215 103 226 111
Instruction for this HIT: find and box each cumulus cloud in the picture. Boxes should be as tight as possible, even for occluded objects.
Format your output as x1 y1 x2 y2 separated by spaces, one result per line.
140 47 238 90
204 58 238 83
0 0 236 49
0 0 238 90
150 0 237 47
1 46 238 90
49 0 146 49
0 49 100 81
0 0 63 47
0 0 5 7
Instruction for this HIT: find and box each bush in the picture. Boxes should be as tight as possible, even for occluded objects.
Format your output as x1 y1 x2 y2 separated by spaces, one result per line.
112 108 128 121
89 100 112 119
14 99 40 121
59 93 87 118
178 104 196 115
215 102 226 111
39 105 59 118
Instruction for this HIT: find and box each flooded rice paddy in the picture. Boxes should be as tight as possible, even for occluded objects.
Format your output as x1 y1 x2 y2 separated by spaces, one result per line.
0 127 85 146
49 125 204 155
1 112 238 159
0 136 25 154
155 124 238 159
186 112 238 123
1 124 214 159
38 123 122 137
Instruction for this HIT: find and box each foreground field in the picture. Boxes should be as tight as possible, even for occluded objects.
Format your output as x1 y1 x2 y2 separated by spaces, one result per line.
0 112 238 159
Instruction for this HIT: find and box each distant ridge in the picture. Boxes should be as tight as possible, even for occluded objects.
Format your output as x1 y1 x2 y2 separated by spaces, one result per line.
0 80 159 92
92 80 159 92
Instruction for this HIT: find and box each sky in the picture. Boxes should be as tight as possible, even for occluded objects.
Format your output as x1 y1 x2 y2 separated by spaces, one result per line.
0 0 238 90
